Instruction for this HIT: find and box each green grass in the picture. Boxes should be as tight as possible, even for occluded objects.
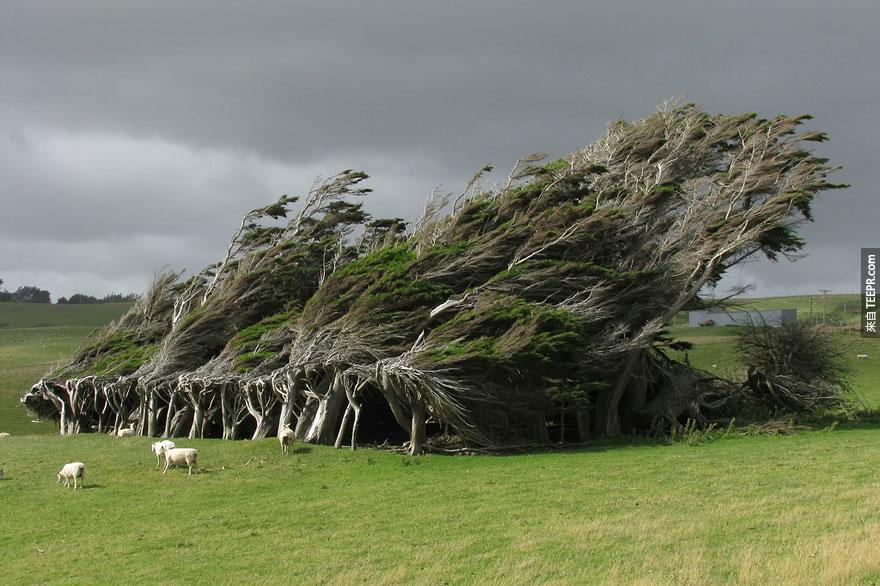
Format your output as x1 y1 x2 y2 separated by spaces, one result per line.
2 297 880 584
1 432 880 584
0 302 132 329
669 292 879 407
0 302 131 435
669 323 880 408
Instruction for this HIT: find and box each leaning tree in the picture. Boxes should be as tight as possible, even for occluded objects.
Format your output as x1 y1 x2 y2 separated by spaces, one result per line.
23 103 845 451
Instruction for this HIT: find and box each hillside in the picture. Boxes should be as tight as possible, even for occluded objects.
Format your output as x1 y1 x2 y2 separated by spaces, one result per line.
0 302 132 434
0 302 132 329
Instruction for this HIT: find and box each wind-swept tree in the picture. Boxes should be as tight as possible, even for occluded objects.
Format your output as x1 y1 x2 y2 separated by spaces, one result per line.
24 103 845 449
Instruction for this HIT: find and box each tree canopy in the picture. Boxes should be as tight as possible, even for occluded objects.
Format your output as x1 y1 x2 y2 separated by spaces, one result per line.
23 103 847 452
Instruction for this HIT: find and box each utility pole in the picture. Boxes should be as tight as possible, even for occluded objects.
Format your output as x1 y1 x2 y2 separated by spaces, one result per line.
819 289 831 325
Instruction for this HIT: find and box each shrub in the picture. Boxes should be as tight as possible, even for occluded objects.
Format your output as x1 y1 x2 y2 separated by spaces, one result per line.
736 323 854 414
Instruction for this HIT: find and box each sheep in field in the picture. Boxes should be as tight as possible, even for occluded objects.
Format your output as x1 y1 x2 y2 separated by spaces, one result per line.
57 462 85 490
117 428 135 437
279 426 295 454
162 447 198 475
151 440 176 467
0 432 10 438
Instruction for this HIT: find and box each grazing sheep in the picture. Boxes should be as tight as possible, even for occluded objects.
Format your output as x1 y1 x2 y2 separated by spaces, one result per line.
162 447 198 475
117 428 135 437
151 440 176 467
279 427 295 454
857 354 868 359
0 432 10 438
57 462 85 490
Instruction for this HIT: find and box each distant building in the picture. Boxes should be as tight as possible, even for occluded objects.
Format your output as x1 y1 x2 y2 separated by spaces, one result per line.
688 309 797 327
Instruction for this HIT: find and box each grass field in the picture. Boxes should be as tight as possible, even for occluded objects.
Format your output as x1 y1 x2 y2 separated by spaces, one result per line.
2 431 880 584
1 299 879 584
667 305 880 407
0 302 132 329
0 302 131 435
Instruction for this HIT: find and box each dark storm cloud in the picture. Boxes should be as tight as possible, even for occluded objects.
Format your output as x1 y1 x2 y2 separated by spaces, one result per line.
1 0 876 297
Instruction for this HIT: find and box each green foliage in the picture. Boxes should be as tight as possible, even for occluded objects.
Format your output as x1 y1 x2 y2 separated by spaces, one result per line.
91 338 157 376
425 336 500 361
227 308 299 354
331 243 416 280
542 158 569 173
303 244 418 325
423 296 584 389
0 285 52 303
354 274 451 320
668 418 719 445
233 350 278 373
225 308 299 373
60 329 158 377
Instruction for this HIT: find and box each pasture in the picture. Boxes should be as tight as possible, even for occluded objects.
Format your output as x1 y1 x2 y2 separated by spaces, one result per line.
1 299 879 584
0 302 132 435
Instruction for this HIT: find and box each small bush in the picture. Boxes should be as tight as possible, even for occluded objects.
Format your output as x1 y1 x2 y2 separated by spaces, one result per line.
736 323 853 414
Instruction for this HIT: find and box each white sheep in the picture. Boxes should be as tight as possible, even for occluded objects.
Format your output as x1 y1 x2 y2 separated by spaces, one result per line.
117 428 135 437
857 354 868 359
279 426 295 454
57 462 86 490
162 447 198 475
0 432 10 438
151 440 176 467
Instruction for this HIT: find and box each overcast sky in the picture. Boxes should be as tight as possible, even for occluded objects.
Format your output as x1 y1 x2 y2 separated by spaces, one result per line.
1 1 876 300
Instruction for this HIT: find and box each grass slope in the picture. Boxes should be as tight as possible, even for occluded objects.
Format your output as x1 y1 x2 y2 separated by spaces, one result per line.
0 302 132 329
1 433 880 584
0 302 131 435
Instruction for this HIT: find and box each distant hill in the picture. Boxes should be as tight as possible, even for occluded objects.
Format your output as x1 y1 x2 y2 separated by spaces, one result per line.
0 302 133 329
732 293 861 326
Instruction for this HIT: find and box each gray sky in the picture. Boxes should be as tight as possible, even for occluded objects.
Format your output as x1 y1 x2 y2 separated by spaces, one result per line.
1 1 876 299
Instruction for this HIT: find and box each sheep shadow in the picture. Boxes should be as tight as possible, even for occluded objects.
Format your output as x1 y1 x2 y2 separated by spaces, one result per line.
289 446 312 455
159 468 212 475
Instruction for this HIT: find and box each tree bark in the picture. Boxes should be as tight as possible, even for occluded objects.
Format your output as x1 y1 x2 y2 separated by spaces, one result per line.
575 408 590 442
334 404 353 449
304 387 346 444
189 404 204 439
169 405 192 437
350 403 361 450
294 396 318 440
146 391 159 437
595 349 641 437
410 402 426 456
